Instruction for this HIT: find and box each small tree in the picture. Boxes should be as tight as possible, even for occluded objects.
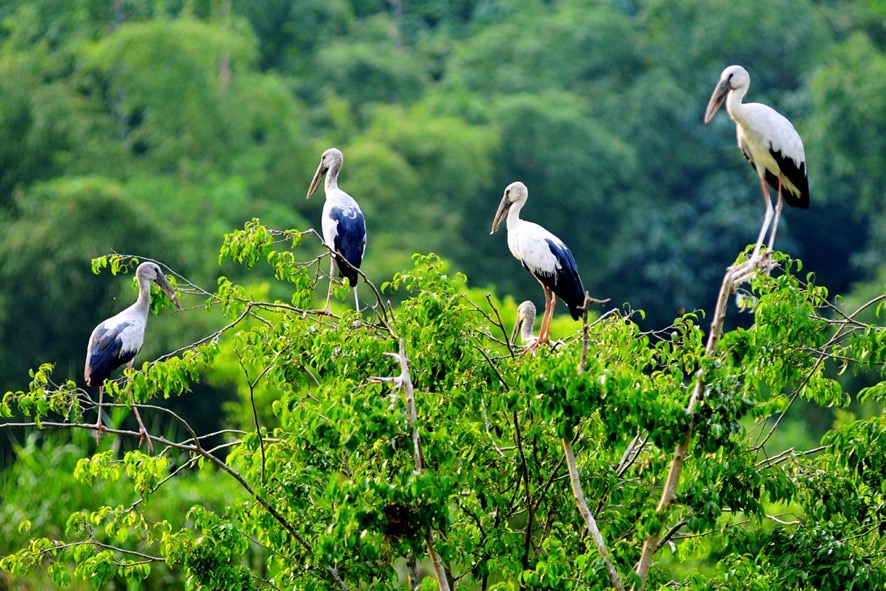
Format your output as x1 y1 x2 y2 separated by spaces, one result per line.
1 220 884 590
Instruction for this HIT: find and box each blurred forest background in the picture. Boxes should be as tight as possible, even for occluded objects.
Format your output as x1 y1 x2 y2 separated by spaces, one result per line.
0 0 883 461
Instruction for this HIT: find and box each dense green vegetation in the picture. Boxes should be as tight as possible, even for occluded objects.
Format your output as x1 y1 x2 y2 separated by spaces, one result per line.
0 0 883 589
0 244 883 590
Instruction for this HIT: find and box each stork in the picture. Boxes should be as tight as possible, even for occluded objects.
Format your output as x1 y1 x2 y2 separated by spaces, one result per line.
85 262 181 452
307 147 367 314
491 182 586 346
704 65 809 265
510 300 538 347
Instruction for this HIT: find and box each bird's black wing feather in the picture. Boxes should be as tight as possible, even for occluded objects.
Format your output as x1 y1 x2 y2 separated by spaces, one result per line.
86 322 137 386
330 205 367 287
768 145 809 208
532 240 586 320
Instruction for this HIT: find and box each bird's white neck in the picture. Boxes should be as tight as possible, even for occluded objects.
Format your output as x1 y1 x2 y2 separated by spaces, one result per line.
521 323 535 344
725 86 749 125
506 200 525 228
325 170 340 194
133 277 152 317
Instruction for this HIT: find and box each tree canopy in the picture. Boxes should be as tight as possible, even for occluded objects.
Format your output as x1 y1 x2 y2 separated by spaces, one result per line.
0 238 883 590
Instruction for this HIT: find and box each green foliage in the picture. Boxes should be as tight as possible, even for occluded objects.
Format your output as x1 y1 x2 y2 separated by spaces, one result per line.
2 218 883 589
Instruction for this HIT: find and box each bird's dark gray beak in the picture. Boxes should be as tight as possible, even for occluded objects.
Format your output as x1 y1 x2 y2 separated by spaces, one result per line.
490 194 511 234
307 162 327 198
703 79 730 124
156 275 182 310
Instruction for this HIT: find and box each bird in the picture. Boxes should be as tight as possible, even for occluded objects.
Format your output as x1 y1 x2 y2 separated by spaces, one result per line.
85 262 181 452
307 147 367 314
704 65 809 263
491 181 586 347
510 300 538 347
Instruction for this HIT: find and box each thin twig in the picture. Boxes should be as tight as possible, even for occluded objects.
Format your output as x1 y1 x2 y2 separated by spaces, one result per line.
238 351 277 486
485 294 515 358
616 433 648 478
655 519 687 551
514 409 534 569
755 445 829 469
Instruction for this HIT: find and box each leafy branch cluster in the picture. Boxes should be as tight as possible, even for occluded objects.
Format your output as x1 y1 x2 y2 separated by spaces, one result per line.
1 220 884 591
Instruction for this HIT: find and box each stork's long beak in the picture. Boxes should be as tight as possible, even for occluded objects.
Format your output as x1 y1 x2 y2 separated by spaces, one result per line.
156 275 182 310
703 79 730 124
490 194 511 234
307 163 327 199
510 314 523 345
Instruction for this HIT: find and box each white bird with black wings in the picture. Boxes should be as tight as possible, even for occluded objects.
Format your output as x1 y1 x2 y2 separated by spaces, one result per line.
704 64 809 263
491 182 586 347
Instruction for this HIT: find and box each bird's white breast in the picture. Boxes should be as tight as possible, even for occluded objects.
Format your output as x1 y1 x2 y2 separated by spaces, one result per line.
103 308 147 354
508 220 563 275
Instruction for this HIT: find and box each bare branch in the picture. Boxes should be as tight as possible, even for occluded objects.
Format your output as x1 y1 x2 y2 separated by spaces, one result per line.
616 433 648 478
562 438 625 591
552 305 626 591
632 265 739 590
371 339 450 591
755 445 829 469
655 519 687 551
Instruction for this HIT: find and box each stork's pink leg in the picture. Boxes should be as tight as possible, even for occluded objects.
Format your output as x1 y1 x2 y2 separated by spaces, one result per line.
544 294 558 344
767 176 785 251
537 290 551 345
321 257 335 315
538 286 557 345
132 405 154 454
126 360 153 453
95 386 105 444
527 283 553 349
751 175 774 261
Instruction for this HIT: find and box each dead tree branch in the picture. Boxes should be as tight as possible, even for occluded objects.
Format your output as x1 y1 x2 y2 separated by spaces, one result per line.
371 339 450 591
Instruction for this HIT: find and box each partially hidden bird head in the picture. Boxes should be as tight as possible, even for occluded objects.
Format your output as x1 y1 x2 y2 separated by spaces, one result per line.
307 147 344 199
510 300 538 345
704 64 750 124
490 181 529 234
137 262 181 310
